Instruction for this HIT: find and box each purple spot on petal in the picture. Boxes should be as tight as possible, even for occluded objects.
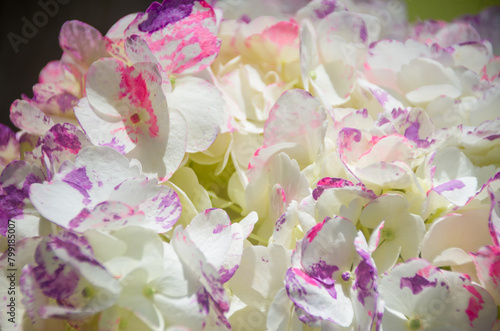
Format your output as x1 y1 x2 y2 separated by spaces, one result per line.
370 88 389 106
50 124 82 154
213 223 225 234
138 0 195 33
0 124 16 149
360 23 367 42
485 134 500 141
309 260 339 285
400 274 437 294
55 93 78 113
102 137 126 154
62 167 93 204
275 213 286 231
354 260 376 305
239 14 251 23
68 209 91 229
219 265 239 283
196 287 210 314
433 179 466 194
404 120 420 141
314 0 338 19
324 282 337 299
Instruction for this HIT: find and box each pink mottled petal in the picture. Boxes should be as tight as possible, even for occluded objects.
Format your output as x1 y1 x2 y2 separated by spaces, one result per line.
471 245 500 305
75 98 135 154
489 187 500 245
125 1 220 75
264 89 326 164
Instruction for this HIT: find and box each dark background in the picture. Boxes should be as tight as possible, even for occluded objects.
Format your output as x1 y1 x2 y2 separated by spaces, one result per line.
0 0 152 131
0 0 499 131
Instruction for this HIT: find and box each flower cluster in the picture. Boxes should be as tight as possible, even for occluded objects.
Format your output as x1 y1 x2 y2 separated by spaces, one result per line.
1 0 500 330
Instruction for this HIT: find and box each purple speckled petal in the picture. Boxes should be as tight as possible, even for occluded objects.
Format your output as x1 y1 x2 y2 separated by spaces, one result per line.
29 123 92 176
185 209 232 269
110 177 181 232
0 161 44 236
25 231 119 319
285 267 353 326
381 259 496 330
0 123 20 167
172 226 230 315
10 100 55 136
68 201 145 232
351 232 380 330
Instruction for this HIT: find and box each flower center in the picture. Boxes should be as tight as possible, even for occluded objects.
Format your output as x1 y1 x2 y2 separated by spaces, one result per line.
82 286 95 298
341 271 352 282
409 318 421 330
130 113 140 124
381 228 395 241
119 319 128 329
143 286 155 298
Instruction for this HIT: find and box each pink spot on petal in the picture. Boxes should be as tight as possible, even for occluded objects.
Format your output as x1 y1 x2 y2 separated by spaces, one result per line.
306 219 325 243
464 285 485 327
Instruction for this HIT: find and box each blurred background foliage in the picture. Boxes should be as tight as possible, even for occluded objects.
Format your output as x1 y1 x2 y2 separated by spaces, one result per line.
406 0 499 22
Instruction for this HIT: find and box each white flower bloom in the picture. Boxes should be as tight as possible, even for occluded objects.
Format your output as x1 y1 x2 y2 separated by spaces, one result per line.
380 259 496 330
30 146 181 233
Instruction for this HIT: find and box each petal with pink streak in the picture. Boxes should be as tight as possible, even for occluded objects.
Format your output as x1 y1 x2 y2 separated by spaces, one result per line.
488 187 500 246
471 245 500 306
